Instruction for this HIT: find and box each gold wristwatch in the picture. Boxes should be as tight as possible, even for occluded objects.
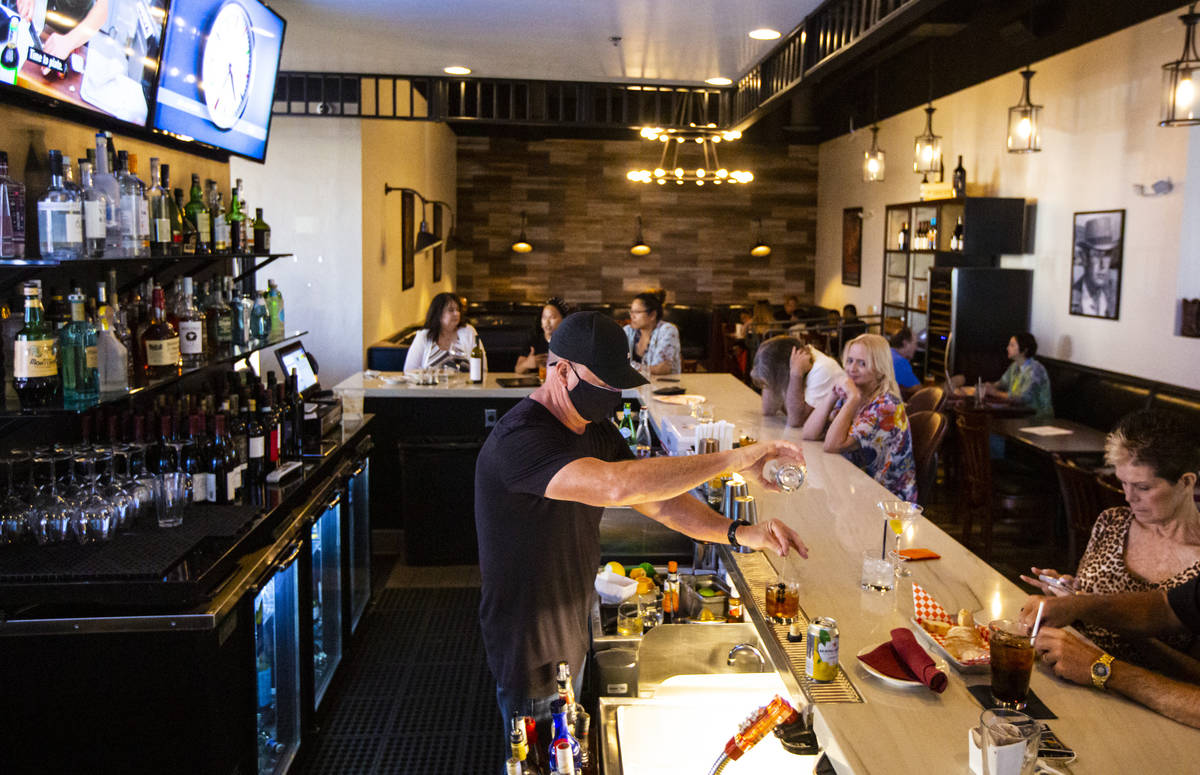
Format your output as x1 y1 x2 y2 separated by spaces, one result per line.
1090 652 1115 690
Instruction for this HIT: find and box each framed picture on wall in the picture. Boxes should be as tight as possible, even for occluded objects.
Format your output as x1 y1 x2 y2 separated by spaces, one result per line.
1069 209 1124 320
402 190 415 291
842 207 862 287
432 206 443 283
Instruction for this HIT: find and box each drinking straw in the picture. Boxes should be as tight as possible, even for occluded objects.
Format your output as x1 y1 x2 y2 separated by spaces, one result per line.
881 521 888 560
1029 600 1046 641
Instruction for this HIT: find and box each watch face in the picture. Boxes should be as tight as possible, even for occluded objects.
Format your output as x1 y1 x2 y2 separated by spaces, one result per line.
201 2 255 130
1093 663 1110 677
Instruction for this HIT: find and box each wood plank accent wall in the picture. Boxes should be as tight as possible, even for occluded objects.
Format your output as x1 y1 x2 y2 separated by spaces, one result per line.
455 137 818 307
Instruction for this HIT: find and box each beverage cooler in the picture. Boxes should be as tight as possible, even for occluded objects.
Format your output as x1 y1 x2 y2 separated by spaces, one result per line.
345 456 371 633
254 534 304 775
310 488 344 708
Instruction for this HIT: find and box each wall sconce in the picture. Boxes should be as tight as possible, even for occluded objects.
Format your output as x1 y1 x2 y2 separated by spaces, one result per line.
630 216 651 256
512 212 532 253
383 184 455 253
1161 3 1200 126
750 218 771 256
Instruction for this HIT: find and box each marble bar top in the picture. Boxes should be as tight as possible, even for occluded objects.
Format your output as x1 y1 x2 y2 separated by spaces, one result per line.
332 370 643 400
638 373 1200 775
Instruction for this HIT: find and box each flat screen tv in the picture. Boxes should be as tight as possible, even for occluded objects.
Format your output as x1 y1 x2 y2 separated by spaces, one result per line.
152 0 284 161
0 0 170 127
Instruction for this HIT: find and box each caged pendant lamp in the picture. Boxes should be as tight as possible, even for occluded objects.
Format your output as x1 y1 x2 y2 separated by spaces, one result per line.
1007 67 1043 152
1161 3 1200 126
863 69 886 181
511 212 532 253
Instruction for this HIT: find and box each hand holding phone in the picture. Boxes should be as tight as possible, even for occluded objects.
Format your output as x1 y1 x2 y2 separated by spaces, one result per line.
1037 573 1076 595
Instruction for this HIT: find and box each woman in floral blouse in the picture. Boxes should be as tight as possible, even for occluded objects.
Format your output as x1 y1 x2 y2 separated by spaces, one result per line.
804 333 918 502
623 290 681 375
984 332 1053 420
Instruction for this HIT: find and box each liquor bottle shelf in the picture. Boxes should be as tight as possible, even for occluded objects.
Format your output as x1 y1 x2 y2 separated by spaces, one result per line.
0 253 293 269
2 330 308 417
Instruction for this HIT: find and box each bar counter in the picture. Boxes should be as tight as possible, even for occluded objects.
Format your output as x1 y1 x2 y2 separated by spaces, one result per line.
639 373 1199 774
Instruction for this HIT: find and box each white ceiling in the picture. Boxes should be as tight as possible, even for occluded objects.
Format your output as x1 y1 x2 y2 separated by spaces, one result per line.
275 0 823 85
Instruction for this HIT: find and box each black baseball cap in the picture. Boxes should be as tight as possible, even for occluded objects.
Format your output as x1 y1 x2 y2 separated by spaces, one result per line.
550 311 649 389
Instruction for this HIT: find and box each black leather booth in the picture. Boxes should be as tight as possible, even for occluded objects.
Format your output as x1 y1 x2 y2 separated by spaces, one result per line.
1041 357 1200 433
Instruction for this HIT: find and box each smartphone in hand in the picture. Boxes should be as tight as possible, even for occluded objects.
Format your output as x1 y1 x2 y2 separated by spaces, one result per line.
1038 574 1076 595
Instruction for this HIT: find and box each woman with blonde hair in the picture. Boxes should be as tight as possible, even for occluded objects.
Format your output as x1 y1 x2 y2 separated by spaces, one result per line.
805 333 917 502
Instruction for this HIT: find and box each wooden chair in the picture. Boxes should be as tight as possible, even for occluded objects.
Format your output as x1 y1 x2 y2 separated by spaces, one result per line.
907 385 946 415
909 410 949 507
1053 456 1127 565
955 411 1056 562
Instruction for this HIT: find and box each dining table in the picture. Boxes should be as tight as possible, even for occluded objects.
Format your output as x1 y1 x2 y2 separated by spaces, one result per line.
992 416 1111 458
638 373 1200 774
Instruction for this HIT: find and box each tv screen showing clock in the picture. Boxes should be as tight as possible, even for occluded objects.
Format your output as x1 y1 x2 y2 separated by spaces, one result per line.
0 0 170 127
152 0 284 161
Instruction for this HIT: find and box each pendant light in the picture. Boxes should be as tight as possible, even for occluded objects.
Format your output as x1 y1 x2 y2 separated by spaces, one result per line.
414 201 441 253
914 51 942 176
863 70 886 182
630 216 651 256
511 212 532 253
750 218 771 257
1006 67 1043 153
1161 3 1200 126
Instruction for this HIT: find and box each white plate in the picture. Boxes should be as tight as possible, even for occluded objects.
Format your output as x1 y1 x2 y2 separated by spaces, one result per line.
652 393 704 406
909 617 990 673
855 644 949 689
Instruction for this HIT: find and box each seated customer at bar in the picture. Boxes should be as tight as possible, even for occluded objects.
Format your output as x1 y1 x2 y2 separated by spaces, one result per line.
1020 575 1200 728
750 336 845 427
403 292 486 372
804 333 918 503
980 332 1053 420
889 326 921 400
1021 410 1200 666
623 289 681 374
515 297 570 374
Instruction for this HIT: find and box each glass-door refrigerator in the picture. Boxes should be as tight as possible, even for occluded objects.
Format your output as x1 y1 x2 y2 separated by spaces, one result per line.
311 490 344 708
346 457 371 633
254 538 303 775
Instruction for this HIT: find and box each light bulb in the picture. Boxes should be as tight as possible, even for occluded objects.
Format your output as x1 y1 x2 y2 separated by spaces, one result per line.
674 167 684 177
1017 116 1032 139
867 158 880 174
653 168 665 177
675 137 684 144
695 137 704 144
1177 77 1195 111
696 180 704 186
696 168 705 177
921 144 933 164
716 169 728 178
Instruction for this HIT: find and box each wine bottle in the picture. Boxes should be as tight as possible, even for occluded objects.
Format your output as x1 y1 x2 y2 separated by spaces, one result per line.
619 402 636 450
897 221 908 251
0 149 27 258
952 155 966 198
185 174 211 255
180 413 207 502
13 282 60 407
951 215 964 252
228 183 244 253
245 397 265 503
208 412 232 504
147 158 170 257
470 335 484 383
252 207 271 255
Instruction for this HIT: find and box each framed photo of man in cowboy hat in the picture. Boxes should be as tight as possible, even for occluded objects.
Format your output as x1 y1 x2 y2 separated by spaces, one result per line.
1070 210 1124 319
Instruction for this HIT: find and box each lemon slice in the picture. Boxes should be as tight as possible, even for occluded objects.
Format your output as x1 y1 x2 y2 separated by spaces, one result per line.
605 561 625 576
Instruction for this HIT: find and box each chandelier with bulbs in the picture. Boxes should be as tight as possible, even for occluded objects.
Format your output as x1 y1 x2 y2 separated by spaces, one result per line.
627 92 753 186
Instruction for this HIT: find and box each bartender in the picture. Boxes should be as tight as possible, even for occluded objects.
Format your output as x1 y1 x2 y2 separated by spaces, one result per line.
475 311 809 749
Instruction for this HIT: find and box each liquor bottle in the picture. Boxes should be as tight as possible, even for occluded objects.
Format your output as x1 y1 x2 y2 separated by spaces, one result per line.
230 283 248 349
161 167 183 255
662 560 679 624
208 181 229 253
634 410 652 458
951 215 965 252
95 282 129 393
36 150 83 261
245 397 265 501
204 278 233 359
59 288 98 404
126 153 151 256
245 290 268 345
266 279 284 340
952 155 966 198
91 134 121 256
725 572 742 622
230 391 248 463
897 221 908 251
77 160 107 257
147 158 170 257
142 284 180 379
1 17 18 85
173 188 196 256
547 699 582 774
207 412 232 503
176 276 206 369
252 207 271 255
14 282 59 407
618 402 636 450
228 183 245 253
555 660 589 771
928 215 938 250
469 335 484 383
185 174 211 255
115 151 142 256
0 149 27 258
284 370 303 459
22 134 48 258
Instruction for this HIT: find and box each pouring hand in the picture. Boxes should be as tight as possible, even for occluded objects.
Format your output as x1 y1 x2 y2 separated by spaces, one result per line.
738 518 809 559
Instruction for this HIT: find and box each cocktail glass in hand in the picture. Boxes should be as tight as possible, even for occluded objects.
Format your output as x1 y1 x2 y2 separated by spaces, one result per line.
616 602 643 637
988 620 1035 710
877 500 922 577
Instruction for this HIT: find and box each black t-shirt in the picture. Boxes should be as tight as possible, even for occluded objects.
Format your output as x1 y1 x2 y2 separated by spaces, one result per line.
1167 575 1200 635
524 328 549 356
475 398 633 695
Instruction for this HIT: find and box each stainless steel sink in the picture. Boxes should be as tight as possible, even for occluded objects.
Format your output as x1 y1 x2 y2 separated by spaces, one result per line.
636 622 771 696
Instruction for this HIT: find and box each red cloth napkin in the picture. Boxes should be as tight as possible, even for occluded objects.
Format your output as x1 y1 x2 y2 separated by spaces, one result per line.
857 628 948 693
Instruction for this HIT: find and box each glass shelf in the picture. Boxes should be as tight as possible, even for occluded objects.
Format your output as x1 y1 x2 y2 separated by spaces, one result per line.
0 330 308 417
0 253 293 269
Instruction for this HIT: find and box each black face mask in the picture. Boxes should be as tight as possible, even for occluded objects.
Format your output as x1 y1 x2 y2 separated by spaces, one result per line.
567 364 623 423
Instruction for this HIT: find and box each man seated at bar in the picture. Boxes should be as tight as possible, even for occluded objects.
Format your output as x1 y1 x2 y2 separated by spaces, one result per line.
889 326 921 400
1020 575 1200 728
475 312 809 751
749 335 845 427
803 333 918 503
515 297 570 374
1021 410 1200 665
403 291 486 372
623 289 681 375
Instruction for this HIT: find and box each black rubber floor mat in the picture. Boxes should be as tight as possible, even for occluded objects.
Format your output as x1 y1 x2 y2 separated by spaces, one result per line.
297 586 505 774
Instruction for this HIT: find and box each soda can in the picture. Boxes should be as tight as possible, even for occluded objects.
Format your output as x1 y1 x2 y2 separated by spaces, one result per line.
806 617 839 682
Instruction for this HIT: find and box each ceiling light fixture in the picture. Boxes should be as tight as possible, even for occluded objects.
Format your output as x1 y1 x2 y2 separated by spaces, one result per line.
627 91 753 186
443 65 471 75
705 77 732 86
1161 3 1200 126
863 69 885 181
630 216 651 256
750 218 771 257
511 212 532 253
1007 67 1043 152
749 28 781 41
914 52 942 178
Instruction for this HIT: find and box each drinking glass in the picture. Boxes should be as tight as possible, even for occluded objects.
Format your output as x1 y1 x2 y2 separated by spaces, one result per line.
155 472 187 528
29 457 73 545
74 457 117 544
988 620 1035 710
877 500 922 577
616 602 643 636
978 708 1039 775
101 451 136 531
123 445 157 527
0 458 29 545
765 578 801 623
860 550 895 592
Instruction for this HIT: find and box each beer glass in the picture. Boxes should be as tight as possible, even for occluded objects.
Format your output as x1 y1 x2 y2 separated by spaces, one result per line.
988 619 1035 709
